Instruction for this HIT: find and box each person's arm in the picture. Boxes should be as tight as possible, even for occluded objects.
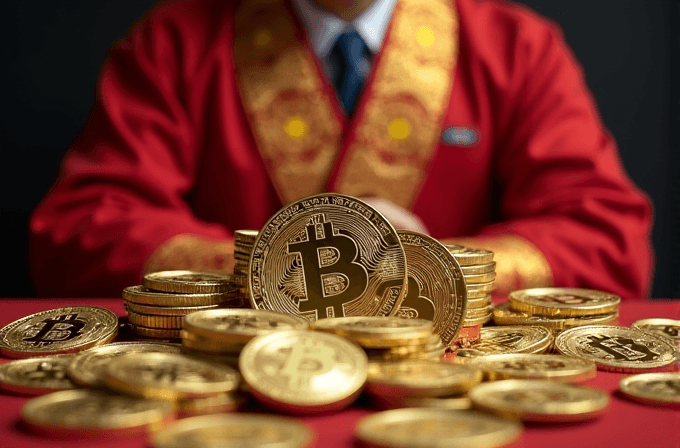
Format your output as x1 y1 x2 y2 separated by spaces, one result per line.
30 13 233 297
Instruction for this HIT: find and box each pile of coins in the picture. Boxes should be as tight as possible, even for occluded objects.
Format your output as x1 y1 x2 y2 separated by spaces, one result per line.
122 271 241 340
231 230 258 304
492 287 620 334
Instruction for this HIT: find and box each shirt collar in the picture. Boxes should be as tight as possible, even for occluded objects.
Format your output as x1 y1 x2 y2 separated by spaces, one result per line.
291 0 397 58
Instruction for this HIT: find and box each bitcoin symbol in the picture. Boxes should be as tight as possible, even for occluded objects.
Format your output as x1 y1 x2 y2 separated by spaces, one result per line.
585 335 659 362
25 361 68 381
23 314 86 347
288 220 368 318
279 339 336 387
397 276 435 321
540 294 596 305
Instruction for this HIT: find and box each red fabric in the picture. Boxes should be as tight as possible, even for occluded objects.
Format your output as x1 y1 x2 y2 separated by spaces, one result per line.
29 0 652 298
0 299 678 448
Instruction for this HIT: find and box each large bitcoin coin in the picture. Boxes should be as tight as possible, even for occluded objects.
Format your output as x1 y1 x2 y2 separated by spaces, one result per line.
396 231 466 346
249 194 407 320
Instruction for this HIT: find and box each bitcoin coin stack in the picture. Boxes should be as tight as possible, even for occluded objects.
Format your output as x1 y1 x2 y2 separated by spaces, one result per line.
492 287 621 335
122 271 242 340
232 230 259 304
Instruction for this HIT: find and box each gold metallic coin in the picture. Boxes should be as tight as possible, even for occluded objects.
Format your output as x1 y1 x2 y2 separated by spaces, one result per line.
182 309 308 345
176 392 246 417
508 287 621 317
239 330 367 414
619 372 680 406
104 352 240 400
180 333 245 355
461 262 496 275
462 312 493 327
355 408 522 448
249 193 407 320
469 379 609 422
492 302 619 330
0 355 75 395
467 295 492 310
151 413 313 448
632 318 680 347
366 360 482 397
67 341 182 388
450 247 494 266
124 286 235 306
467 282 496 297
22 389 175 437
466 305 492 320
143 271 235 294
127 311 183 329
463 272 497 285
311 316 433 348
468 354 597 383
555 326 679 372
396 230 467 346
477 326 553 354
371 394 472 411
234 229 259 242
130 325 182 339
124 302 222 317
0 307 118 359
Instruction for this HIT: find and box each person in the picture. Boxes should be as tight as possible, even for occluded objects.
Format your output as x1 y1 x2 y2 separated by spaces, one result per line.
29 0 653 300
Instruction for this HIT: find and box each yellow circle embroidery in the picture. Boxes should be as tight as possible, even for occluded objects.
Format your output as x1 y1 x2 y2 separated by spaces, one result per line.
388 118 411 141
416 26 435 48
253 29 273 49
284 116 309 139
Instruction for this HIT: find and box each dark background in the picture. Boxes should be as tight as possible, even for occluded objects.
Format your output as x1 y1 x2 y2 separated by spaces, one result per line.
1 0 677 297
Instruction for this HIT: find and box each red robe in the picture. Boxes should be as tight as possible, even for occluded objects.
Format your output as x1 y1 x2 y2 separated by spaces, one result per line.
30 0 653 299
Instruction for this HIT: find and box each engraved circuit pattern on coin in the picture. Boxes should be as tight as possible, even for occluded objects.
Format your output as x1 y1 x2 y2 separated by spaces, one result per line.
396 231 467 346
0 355 75 395
249 194 407 320
0 307 118 358
22 389 175 437
618 372 680 406
354 408 522 448
239 330 367 413
554 326 679 372
468 354 597 383
151 413 314 448
508 287 621 317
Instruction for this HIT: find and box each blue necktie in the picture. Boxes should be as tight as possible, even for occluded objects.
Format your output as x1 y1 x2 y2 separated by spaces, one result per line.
333 31 368 115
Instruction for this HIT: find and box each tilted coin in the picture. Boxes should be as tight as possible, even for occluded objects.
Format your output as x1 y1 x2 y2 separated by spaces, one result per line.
311 316 433 348
249 193 407 320
396 231 467 346
508 287 621 317
371 394 472 411
22 389 175 437
0 355 75 395
182 309 308 345
631 318 680 347
467 354 597 383
469 379 609 422
449 247 494 266
366 360 482 397
618 372 680 406
67 341 182 388
0 307 118 358
554 326 679 372
143 271 235 294
492 302 619 331
239 330 367 414
104 352 240 400
477 326 554 354
151 413 313 448
461 262 496 275
355 408 522 448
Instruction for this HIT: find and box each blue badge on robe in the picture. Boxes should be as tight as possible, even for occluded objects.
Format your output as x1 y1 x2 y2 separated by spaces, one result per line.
441 127 479 146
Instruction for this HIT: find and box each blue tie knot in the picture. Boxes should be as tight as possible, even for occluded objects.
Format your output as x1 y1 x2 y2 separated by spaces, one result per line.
334 31 368 115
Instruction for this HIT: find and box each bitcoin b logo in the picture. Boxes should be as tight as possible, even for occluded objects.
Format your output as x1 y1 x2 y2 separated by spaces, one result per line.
287 217 368 318
23 314 86 347
396 276 435 320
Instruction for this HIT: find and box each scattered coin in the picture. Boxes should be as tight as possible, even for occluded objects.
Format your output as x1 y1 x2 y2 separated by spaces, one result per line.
467 354 597 383
0 355 75 395
370 394 472 411
492 302 619 331
618 372 680 406
631 318 680 348
508 287 621 317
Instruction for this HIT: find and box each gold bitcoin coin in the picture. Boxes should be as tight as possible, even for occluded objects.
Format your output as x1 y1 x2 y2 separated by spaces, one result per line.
249 193 407 320
124 302 222 317
508 287 621 317
0 355 75 395
467 295 492 309
176 392 246 417
555 326 679 372
182 309 308 345
104 352 240 400
239 330 367 414
366 360 482 397
632 318 680 347
130 325 182 339
151 413 313 448
463 272 497 285
234 229 259 242
467 282 496 297
355 408 522 448
477 326 554 354
396 231 467 346
469 379 609 422
0 307 118 359
143 271 235 294
124 286 233 306
618 372 680 406
462 312 493 327
461 262 496 275
67 341 182 388
311 316 433 348
127 311 183 329
466 305 492 320
450 247 494 266
371 394 472 411
22 389 175 437
468 354 597 383
492 302 619 330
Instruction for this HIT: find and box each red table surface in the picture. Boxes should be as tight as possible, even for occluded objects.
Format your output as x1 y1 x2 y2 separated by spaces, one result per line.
0 298 678 448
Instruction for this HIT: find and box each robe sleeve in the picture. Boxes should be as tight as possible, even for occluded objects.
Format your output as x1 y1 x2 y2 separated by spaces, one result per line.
29 15 230 297
473 14 653 300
